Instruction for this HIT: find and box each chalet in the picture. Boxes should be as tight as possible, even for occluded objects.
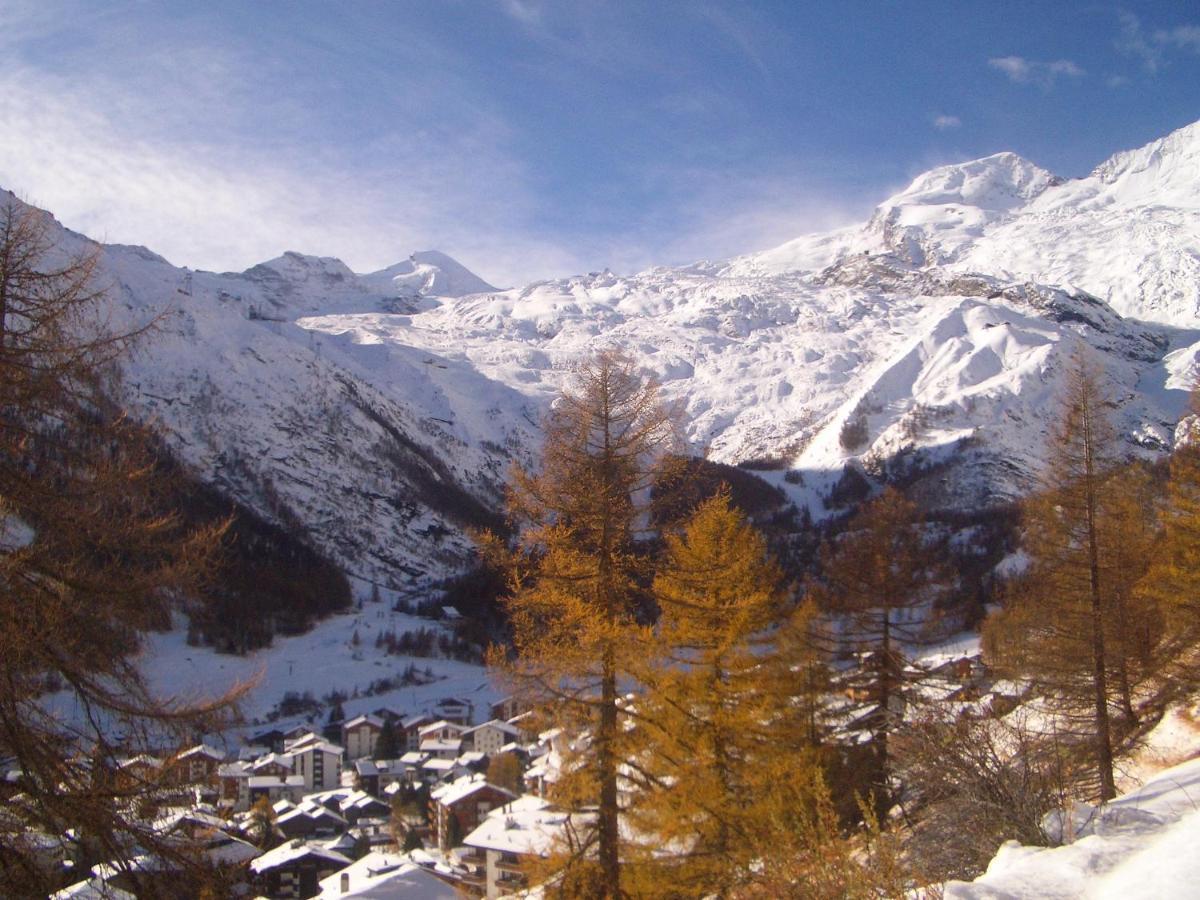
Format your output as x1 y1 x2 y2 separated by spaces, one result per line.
252 752 295 778
399 750 430 776
430 774 516 850
463 720 523 756
248 730 288 754
431 697 473 726
489 696 524 722
341 714 384 760
247 774 307 809
420 757 460 785
250 839 351 899
276 800 348 840
173 744 225 786
400 713 434 751
114 754 162 792
460 796 579 899
337 790 391 826
418 720 466 759
353 758 408 797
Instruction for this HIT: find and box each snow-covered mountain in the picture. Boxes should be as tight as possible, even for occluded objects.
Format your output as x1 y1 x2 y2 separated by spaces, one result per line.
7 118 1200 589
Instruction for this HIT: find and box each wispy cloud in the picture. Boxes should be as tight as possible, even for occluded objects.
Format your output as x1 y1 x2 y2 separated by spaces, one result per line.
1155 24 1200 54
1117 11 1164 72
932 114 962 131
0 63 590 287
988 55 1085 87
692 4 772 80
498 0 544 28
1116 13 1200 73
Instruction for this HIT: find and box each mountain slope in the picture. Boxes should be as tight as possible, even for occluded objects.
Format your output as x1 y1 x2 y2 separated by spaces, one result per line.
6 118 1200 589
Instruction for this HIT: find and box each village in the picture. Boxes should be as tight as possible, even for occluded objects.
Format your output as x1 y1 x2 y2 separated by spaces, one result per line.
2 640 1009 900
7 691 578 899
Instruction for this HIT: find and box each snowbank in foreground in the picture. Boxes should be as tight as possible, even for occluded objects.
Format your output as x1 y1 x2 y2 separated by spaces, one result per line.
944 755 1200 899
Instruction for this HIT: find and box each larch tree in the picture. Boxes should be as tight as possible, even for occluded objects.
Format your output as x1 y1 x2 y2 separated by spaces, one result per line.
486 350 680 898
0 196 244 897
1096 462 1162 725
1138 404 1200 681
623 490 801 898
807 486 951 821
984 350 1153 802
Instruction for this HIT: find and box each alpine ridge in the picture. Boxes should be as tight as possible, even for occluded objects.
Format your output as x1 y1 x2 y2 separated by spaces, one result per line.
4 118 1199 590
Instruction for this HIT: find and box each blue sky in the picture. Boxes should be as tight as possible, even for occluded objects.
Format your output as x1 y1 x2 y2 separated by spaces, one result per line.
1 1 1197 286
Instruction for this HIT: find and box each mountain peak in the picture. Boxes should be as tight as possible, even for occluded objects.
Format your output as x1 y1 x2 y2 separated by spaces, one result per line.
249 251 356 281
1088 118 1200 206
883 152 1060 214
363 251 497 299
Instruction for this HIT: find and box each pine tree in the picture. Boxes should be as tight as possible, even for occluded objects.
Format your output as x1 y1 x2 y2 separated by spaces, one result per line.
984 351 1153 801
486 350 680 898
807 487 950 820
375 718 400 760
625 490 799 897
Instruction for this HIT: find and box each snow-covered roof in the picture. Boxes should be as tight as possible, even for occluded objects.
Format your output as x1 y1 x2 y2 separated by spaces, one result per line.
418 720 466 737
356 758 407 776
431 773 516 808
248 774 305 789
277 803 346 827
288 735 344 756
465 719 522 737
251 752 294 771
250 839 351 874
51 878 136 900
179 744 226 761
420 739 463 754
316 851 459 898
344 714 383 730
462 796 577 856
341 790 388 811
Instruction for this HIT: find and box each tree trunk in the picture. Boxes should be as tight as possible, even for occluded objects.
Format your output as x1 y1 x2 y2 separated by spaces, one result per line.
1083 405 1117 802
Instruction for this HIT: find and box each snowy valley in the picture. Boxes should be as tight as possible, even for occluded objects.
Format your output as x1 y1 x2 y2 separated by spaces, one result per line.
6 109 1200 900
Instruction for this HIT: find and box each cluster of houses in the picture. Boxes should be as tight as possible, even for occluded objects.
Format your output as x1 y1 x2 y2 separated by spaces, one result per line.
11 695 580 899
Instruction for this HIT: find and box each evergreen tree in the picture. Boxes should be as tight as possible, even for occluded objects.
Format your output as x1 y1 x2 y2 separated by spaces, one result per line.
375 718 400 760
807 487 951 820
486 350 679 898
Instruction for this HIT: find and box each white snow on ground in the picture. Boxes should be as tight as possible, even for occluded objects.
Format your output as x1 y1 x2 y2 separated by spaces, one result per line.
131 607 501 734
944 754 1200 899
1117 700 1200 793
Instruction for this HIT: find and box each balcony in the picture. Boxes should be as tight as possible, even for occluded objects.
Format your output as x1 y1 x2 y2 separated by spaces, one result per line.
458 849 487 868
